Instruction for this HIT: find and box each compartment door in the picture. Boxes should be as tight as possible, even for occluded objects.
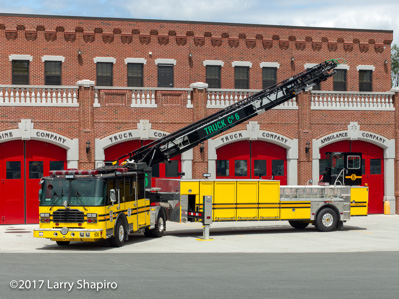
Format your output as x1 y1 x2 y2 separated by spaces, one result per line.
236 181 258 220
213 181 236 221
259 181 280 220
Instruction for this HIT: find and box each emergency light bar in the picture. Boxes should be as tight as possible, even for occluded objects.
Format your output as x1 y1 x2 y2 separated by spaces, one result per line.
49 168 129 176
50 169 99 176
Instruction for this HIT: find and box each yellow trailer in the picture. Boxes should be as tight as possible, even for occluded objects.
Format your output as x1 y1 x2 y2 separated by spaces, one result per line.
180 180 368 232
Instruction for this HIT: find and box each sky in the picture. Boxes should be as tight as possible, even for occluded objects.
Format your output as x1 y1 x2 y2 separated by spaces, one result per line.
0 0 398 44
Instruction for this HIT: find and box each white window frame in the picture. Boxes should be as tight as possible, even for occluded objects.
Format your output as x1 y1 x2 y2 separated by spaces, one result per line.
125 58 147 65
93 57 116 64
41 55 65 62
9 54 33 61
232 61 252 68
260 62 280 69
356 65 375 72
203 60 224 67
155 59 176 65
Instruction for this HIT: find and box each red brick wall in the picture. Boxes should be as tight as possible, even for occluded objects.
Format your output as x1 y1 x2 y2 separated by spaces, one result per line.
0 14 392 89
0 14 396 211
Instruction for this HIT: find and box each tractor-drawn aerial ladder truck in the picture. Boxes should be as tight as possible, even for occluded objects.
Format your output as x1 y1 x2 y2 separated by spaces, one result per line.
34 59 368 247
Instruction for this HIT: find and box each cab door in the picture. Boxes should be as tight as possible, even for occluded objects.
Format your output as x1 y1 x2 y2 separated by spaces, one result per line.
343 153 362 186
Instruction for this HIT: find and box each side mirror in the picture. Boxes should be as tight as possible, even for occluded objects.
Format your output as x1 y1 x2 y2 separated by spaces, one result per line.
110 189 116 204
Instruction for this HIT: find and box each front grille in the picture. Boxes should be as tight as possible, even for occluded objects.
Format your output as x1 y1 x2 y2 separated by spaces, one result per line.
53 209 84 223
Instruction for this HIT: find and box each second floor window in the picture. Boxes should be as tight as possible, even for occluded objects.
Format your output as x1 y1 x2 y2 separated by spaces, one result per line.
235 66 249 89
158 64 174 87
206 66 221 88
97 62 113 86
45 61 62 85
333 69 347 91
127 63 143 87
262 67 277 89
12 60 29 85
359 70 372 92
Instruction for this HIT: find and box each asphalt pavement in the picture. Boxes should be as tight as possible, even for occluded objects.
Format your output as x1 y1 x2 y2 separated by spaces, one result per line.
1 215 399 299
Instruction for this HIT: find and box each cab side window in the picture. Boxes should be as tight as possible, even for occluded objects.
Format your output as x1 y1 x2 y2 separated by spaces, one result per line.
117 179 125 203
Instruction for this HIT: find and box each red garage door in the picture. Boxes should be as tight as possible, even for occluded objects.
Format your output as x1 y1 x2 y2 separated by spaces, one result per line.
0 140 66 224
216 140 287 184
320 140 384 214
104 140 182 186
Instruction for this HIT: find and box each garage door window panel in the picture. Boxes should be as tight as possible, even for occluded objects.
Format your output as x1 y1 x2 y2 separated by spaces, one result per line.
6 161 21 179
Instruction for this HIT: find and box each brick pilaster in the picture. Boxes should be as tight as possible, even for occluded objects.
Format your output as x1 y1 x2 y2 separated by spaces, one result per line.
297 90 313 185
77 80 95 169
190 82 209 178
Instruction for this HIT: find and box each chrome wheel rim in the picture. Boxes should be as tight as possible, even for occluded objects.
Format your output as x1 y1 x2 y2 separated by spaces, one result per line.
118 225 124 242
322 213 334 227
158 217 165 232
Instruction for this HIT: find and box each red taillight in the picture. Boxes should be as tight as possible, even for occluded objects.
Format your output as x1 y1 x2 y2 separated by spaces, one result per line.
55 223 59 226
188 212 202 217
151 202 161 206
88 219 92 223
78 223 82 226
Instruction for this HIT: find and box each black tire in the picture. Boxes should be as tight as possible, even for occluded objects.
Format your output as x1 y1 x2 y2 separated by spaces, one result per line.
56 241 70 246
150 212 166 238
144 228 152 238
289 220 309 229
110 220 126 247
315 207 338 232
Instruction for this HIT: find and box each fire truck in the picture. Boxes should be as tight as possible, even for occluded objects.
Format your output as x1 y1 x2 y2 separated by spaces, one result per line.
33 59 368 246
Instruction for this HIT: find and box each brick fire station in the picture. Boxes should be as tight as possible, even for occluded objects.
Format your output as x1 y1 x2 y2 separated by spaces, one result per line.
0 13 397 224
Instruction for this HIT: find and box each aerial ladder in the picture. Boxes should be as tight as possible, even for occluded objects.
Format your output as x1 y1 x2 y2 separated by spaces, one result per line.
115 59 339 168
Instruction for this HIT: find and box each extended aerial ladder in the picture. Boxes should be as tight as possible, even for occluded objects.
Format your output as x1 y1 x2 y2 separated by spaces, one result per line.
115 59 340 168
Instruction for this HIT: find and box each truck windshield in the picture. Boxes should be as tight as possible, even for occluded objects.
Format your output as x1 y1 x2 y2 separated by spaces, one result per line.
40 178 106 206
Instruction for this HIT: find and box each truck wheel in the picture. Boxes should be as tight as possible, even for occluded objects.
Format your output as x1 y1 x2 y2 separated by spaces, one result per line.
144 228 152 237
110 220 126 247
315 208 338 232
150 213 166 238
289 221 309 229
56 241 70 246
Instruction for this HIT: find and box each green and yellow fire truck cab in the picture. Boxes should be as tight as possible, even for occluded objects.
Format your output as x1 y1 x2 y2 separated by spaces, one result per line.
33 168 166 247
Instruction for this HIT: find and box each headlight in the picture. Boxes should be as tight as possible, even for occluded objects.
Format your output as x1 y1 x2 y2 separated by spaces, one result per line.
40 213 50 223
